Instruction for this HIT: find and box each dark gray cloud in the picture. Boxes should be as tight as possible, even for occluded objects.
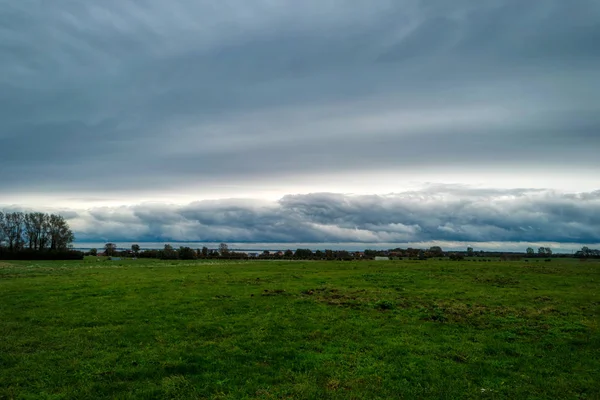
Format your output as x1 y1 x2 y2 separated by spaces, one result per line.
1 0 599 196
28 187 595 246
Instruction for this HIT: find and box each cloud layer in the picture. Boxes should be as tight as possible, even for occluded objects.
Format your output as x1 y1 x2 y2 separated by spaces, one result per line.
2 2 598 249
5 187 590 246
1 0 599 199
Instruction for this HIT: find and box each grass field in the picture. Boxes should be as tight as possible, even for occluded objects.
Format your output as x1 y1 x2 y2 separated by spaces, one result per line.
1 257 599 399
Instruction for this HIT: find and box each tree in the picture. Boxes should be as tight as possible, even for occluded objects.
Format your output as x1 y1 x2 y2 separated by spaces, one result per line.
37 213 51 251
24 212 38 250
161 244 178 259
337 250 351 260
284 249 294 258
466 247 474 257
526 247 535 256
0 212 5 248
48 214 73 251
20 212 49 251
544 247 552 256
201 246 209 257
104 243 117 257
364 249 378 257
581 246 590 257
89 248 98 256
294 248 313 259
428 246 443 257
219 243 229 256
178 246 197 260
538 247 552 256
1 212 25 251
131 244 140 257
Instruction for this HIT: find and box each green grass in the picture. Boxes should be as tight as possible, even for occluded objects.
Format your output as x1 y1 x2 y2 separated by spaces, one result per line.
1 257 599 399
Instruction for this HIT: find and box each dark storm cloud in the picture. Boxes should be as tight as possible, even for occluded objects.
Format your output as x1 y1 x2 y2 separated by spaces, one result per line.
1 0 599 193
58 187 600 244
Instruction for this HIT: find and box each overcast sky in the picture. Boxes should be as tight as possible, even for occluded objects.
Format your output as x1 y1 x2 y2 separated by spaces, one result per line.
1 1 599 246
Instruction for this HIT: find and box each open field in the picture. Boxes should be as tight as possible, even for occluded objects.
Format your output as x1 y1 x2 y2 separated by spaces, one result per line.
1 258 599 399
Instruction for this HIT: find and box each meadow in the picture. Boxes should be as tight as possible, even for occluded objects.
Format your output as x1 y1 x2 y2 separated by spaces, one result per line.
1 257 598 399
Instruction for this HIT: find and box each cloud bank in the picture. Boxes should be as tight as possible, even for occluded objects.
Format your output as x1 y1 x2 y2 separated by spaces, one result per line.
3 187 596 246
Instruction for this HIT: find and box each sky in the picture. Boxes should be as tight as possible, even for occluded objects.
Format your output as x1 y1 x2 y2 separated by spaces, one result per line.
1 1 599 248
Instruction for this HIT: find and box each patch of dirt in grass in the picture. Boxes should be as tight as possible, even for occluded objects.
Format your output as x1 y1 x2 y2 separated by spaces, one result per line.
438 351 471 363
301 288 377 308
242 278 268 285
0 274 22 279
417 299 574 331
521 265 559 274
299 287 577 332
473 276 520 287
261 289 288 296
326 379 341 391
418 302 492 324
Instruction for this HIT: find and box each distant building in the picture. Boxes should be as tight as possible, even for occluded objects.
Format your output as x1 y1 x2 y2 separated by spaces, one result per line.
374 256 390 261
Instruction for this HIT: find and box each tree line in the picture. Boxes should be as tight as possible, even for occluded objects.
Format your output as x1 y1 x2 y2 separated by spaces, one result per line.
92 243 369 261
0 211 82 259
89 243 525 261
90 243 596 262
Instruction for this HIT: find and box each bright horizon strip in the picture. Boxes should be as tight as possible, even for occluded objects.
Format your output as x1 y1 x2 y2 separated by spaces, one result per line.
71 241 599 254
2 170 599 209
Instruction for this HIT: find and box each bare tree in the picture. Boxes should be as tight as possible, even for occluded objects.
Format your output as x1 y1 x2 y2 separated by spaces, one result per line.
0 212 6 248
0 211 74 254
1 212 25 251
219 243 229 255
24 212 48 250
